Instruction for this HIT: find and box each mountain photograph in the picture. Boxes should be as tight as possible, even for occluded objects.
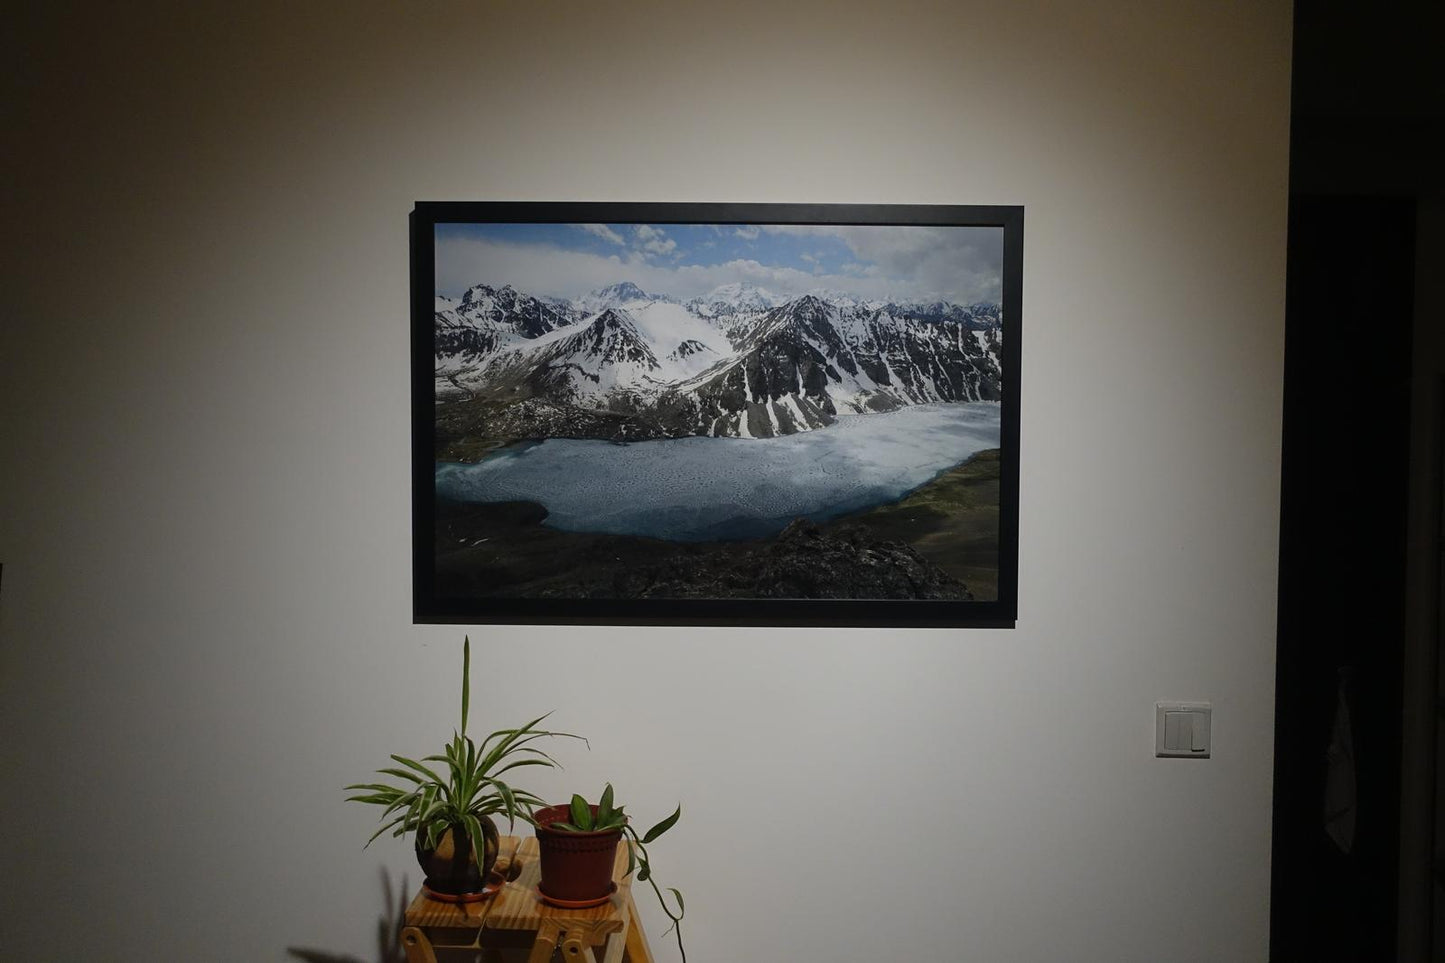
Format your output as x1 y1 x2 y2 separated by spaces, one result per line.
425 218 1010 604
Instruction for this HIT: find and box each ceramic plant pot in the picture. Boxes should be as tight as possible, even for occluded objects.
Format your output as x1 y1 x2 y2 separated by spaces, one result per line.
533 804 623 906
415 817 499 900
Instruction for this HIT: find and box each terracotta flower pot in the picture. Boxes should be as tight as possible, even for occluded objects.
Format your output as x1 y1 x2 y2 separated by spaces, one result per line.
533 804 623 904
415 818 499 898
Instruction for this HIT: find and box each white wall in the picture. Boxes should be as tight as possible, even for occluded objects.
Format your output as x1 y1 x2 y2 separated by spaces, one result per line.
0 2 1291 960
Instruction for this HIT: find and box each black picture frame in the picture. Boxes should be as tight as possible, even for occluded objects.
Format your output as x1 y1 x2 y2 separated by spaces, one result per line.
412 202 1021 627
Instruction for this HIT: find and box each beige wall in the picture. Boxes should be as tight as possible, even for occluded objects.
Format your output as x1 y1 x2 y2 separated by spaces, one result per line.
0 2 1292 960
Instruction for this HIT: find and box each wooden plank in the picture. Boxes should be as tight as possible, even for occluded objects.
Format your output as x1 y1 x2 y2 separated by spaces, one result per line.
601 923 627 963
404 886 493 929
623 892 656 963
483 836 627 939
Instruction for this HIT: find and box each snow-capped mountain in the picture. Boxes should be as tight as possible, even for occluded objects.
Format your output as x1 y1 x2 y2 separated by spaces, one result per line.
435 280 1002 439
434 283 582 363
473 308 662 403
684 281 780 319
802 288 872 309
574 281 673 316
879 299 1002 329
965 301 1002 328
673 295 1001 438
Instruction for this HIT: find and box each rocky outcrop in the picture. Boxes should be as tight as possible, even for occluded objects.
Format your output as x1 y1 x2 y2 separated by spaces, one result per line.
611 520 972 600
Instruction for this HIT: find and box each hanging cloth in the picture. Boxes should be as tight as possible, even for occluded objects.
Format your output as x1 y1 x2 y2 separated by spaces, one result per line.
1322 666 1357 854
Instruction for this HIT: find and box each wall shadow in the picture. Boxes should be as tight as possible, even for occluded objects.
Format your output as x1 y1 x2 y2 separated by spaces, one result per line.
288 867 409 963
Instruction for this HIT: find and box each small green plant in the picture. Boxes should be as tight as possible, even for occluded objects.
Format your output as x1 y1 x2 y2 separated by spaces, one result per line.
345 637 583 877
546 783 686 962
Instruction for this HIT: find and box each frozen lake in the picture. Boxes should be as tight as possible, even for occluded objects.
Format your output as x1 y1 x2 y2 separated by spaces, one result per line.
435 402 1001 542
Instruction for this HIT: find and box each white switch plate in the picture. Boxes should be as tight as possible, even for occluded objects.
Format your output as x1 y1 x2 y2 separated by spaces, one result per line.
1156 702 1211 758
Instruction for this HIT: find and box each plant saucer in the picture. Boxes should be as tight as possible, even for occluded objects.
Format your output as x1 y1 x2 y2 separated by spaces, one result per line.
423 869 506 903
536 880 616 909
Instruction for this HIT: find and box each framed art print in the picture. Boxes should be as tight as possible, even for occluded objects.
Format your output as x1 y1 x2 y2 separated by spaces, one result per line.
412 202 1021 626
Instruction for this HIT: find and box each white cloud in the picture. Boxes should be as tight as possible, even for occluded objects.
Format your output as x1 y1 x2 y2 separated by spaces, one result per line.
761 224 1003 302
627 224 679 259
575 223 625 246
437 238 809 302
435 223 1004 305
733 225 760 240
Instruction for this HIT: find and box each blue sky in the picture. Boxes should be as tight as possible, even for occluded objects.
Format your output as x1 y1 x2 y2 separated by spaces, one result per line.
434 221 1004 305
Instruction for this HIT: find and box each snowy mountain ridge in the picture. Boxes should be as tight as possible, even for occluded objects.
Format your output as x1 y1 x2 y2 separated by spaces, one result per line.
436 280 1002 441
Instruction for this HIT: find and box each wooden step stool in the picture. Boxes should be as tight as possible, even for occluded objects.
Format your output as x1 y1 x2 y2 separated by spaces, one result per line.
401 836 655 963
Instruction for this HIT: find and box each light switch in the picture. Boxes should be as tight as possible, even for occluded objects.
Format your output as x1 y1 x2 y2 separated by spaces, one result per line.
1156 702 1211 758
1192 714 1209 752
1164 711 1190 751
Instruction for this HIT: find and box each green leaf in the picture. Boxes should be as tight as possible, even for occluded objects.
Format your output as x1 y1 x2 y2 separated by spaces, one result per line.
511 790 548 811
506 745 567 767
491 758 555 778
570 794 592 831
374 767 424 785
478 711 551 751
500 733 580 768
597 783 615 826
461 813 489 873
389 754 445 787
667 887 685 915
641 804 681 844
345 782 405 794
478 715 587 776
625 840 637 878
381 790 420 819
477 714 552 773
488 777 519 829
551 821 583 831
449 735 472 800
365 814 407 847
637 862 651 882
461 636 471 737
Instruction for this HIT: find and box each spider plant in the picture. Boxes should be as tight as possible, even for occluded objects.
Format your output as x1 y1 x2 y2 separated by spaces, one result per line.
345 637 584 885
543 783 686 961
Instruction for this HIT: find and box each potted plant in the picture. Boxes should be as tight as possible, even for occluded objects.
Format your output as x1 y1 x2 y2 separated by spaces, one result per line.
533 784 686 960
345 637 582 901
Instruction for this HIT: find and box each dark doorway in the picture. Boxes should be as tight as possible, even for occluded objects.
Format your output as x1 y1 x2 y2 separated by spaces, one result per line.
1272 1 1443 958
1271 196 1415 960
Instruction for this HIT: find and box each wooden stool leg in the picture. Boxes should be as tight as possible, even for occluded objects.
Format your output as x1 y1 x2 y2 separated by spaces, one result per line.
528 920 563 963
401 926 440 963
558 929 599 963
602 928 626 963
623 894 656 963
